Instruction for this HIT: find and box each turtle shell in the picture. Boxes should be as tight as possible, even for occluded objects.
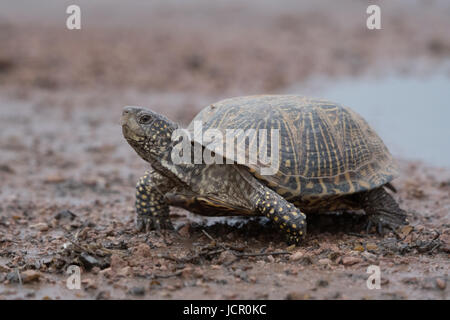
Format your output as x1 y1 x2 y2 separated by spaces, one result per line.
187 95 397 198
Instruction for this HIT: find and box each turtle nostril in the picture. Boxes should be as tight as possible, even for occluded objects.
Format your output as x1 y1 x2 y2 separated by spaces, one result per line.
123 107 134 116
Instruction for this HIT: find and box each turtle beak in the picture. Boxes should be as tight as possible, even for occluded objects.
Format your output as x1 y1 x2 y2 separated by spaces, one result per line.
121 106 137 126
121 106 145 142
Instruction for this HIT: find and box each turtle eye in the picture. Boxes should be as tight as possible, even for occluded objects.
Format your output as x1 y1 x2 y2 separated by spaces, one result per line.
139 114 152 124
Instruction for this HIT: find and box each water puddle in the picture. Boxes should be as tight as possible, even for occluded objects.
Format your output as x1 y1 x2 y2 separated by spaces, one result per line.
287 73 450 168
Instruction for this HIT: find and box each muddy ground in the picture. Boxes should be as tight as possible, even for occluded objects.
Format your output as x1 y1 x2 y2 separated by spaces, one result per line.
0 1 449 299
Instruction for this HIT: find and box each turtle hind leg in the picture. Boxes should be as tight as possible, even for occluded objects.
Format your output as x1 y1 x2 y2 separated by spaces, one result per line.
254 188 307 245
361 187 408 234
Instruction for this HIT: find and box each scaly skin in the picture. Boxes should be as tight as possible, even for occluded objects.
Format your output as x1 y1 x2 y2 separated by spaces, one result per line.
135 170 174 231
254 188 307 244
361 187 408 234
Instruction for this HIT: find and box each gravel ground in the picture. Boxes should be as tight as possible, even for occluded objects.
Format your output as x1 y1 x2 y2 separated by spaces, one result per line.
0 0 449 299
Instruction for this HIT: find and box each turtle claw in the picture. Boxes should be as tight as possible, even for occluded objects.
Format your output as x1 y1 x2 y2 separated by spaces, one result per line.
365 220 384 235
286 234 304 246
136 215 174 233
363 188 408 236
365 214 404 236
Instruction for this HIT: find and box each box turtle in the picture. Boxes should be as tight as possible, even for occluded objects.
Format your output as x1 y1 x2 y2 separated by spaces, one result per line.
121 95 408 244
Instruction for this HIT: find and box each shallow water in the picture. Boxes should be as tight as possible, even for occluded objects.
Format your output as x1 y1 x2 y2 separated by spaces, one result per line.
292 73 450 168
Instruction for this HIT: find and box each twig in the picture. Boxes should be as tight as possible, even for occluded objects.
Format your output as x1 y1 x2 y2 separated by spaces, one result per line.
64 236 97 256
64 235 125 257
15 268 22 286
202 228 291 259
233 251 291 258
201 229 216 242
202 229 231 253
157 254 183 263
152 270 183 279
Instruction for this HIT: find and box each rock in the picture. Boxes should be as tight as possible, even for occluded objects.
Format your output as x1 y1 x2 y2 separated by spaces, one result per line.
299 255 314 265
289 251 304 261
342 256 362 266
117 266 131 277
316 279 329 287
440 234 450 253
91 267 101 275
286 244 297 252
366 243 378 251
318 258 331 265
81 278 97 289
79 252 100 270
129 286 145 296
96 291 111 300
99 268 113 278
402 277 419 285
54 210 77 222
110 254 127 271
6 271 20 283
361 252 377 261
285 268 298 276
178 223 191 237
30 223 49 232
328 251 341 261
235 270 249 282
399 226 414 238
0 264 9 273
181 267 193 278
0 164 15 174
44 174 66 183
21 270 41 283
441 243 450 253
134 243 152 258
217 251 236 265
286 292 311 300
435 278 446 290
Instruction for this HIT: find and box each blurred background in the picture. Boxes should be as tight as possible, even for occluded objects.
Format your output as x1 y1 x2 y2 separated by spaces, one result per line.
1 0 450 168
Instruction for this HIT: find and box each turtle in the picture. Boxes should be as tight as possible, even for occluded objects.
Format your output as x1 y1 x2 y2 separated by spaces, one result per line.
121 95 408 244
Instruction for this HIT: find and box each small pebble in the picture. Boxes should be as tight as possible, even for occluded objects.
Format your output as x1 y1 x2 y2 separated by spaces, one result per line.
29 223 49 232
290 251 304 261
79 252 101 270
318 258 331 265
55 210 77 222
134 243 152 258
342 256 362 266
21 270 41 283
129 286 146 296
316 279 329 287
435 278 446 290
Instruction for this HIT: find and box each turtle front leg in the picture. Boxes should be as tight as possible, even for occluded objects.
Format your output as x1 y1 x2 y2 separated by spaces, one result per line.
254 188 307 245
135 170 174 232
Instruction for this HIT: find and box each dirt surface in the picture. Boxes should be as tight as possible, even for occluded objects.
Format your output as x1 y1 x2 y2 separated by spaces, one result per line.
0 1 449 299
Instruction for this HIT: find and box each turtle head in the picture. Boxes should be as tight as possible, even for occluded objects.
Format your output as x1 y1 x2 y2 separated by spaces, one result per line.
121 106 178 162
